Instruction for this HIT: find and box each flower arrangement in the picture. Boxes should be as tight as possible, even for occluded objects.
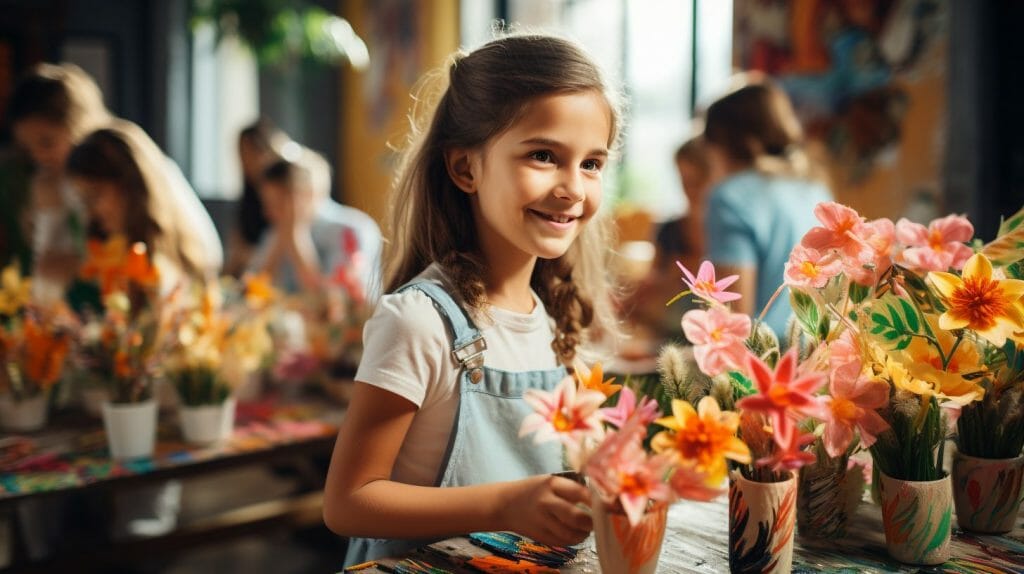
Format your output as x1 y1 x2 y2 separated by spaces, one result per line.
164 274 275 406
74 236 168 404
519 359 743 527
0 265 74 402
659 201 1024 483
271 230 372 386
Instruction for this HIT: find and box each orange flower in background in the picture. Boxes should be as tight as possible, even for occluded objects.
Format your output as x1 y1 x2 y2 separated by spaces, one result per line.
928 253 1024 346
651 396 751 485
243 272 275 310
21 315 70 390
574 359 622 398
123 242 159 287
80 236 159 295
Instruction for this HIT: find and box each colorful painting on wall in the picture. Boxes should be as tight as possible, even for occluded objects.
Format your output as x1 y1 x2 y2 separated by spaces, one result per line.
732 0 948 216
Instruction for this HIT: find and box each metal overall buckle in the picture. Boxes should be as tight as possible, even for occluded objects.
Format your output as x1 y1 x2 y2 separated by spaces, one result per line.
452 336 487 384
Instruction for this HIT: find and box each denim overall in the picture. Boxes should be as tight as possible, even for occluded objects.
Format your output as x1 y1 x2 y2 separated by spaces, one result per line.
344 280 567 566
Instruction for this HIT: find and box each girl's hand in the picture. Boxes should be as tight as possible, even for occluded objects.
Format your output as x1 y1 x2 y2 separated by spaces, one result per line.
500 475 592 547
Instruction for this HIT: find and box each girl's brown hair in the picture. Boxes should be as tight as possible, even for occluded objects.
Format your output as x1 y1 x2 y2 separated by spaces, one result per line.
385 34 622 363
704 81 822 181
9 62 111 142
66 120 211 279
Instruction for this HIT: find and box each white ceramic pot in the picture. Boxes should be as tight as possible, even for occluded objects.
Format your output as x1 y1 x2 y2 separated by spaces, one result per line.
102 400 158 460
179 398 236 446
0 393 49 432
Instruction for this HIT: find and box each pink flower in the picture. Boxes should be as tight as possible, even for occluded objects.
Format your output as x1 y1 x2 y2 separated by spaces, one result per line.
896 214 974 272
682 307 751 377
520 376 606 447
801 202 873 262
784 245 843 289
820 349 890 457
846 218 896 286
736 349 827 454
756 424 817 471
600 386 660 429
677 260 741 305
584 416 674 526
828 331 863 384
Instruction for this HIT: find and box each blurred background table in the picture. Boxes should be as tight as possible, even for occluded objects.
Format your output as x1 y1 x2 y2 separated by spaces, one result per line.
0 391 345 572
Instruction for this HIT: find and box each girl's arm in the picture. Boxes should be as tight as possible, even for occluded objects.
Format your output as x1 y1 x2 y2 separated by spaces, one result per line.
322 382 592 547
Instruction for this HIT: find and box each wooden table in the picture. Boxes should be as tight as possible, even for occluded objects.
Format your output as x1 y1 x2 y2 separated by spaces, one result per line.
0 393 345 571
351 495 1024 573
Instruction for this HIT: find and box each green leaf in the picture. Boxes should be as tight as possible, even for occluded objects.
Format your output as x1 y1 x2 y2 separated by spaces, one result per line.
899 299 920 333
871 312 891 327
789 289 824 340
848 282 871 304
998 205 1024 236
894 337 912 350
887 305 906 333
729 371 756 398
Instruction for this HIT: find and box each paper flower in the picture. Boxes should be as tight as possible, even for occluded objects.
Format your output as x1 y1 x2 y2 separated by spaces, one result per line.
600 386 660 429
520 376 606 447
896 214 974 272
651 396 751 485
677 260 740 305
681 307 751 377
928 253 1024 347
574 360 622 398
735 349 827 454
784 245 843 289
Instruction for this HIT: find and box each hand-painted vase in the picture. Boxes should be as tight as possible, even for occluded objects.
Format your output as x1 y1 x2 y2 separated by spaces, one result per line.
952 451 1024 534
878 471 951 565
728 471 796 574
591 489 668 574
797 452 859 540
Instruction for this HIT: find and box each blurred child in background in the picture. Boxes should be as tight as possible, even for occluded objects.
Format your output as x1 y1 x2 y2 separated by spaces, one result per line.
702 79 832 337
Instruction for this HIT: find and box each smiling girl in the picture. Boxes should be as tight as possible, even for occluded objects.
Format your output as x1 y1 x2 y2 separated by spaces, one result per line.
323 34 622 566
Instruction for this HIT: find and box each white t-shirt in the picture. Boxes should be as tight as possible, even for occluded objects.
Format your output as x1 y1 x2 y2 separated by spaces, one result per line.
354 264 561 486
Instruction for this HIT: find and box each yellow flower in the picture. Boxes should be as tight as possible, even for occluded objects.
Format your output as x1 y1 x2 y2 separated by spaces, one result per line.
651 397 751 485
896 314 985 405
0 265 31 315
573 359 622 398
929 253 1024 346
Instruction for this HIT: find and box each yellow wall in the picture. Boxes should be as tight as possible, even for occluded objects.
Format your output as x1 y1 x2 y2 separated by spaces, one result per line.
337 0 459 226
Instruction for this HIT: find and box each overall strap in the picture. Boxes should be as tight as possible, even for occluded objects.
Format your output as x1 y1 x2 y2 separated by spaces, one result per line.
397 280 487 379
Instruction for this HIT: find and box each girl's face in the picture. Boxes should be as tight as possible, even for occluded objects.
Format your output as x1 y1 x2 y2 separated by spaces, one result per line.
461 91 611 265
73 177 126 235
14 118 74 171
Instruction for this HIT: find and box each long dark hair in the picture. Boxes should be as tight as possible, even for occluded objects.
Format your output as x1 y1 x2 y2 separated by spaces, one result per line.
67 120 209 277
385 34 623 363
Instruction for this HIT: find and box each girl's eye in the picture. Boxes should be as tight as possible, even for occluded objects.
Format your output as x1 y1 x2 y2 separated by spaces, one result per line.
529 150 554 163
581 159 603 172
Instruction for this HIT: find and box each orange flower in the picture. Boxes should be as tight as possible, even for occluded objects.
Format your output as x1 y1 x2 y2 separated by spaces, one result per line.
928 253 1024 346
80 236 159 295
22 316 69 390
243 272 275 309
651 397 751 485
573 359 622 398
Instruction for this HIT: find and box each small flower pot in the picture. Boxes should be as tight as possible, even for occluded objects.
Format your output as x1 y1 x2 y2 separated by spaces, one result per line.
952 450 1024 534
878 471 951 565
0 393 49 432
590 488 668 574
729 471 796 574
179 398 236 446
797 453 858 540
102 400 158 460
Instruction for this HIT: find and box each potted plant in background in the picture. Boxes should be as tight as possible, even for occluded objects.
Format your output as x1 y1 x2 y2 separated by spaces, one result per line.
165 275 273 445
0 265 74 431
75 237 168 459
520 360 739 574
